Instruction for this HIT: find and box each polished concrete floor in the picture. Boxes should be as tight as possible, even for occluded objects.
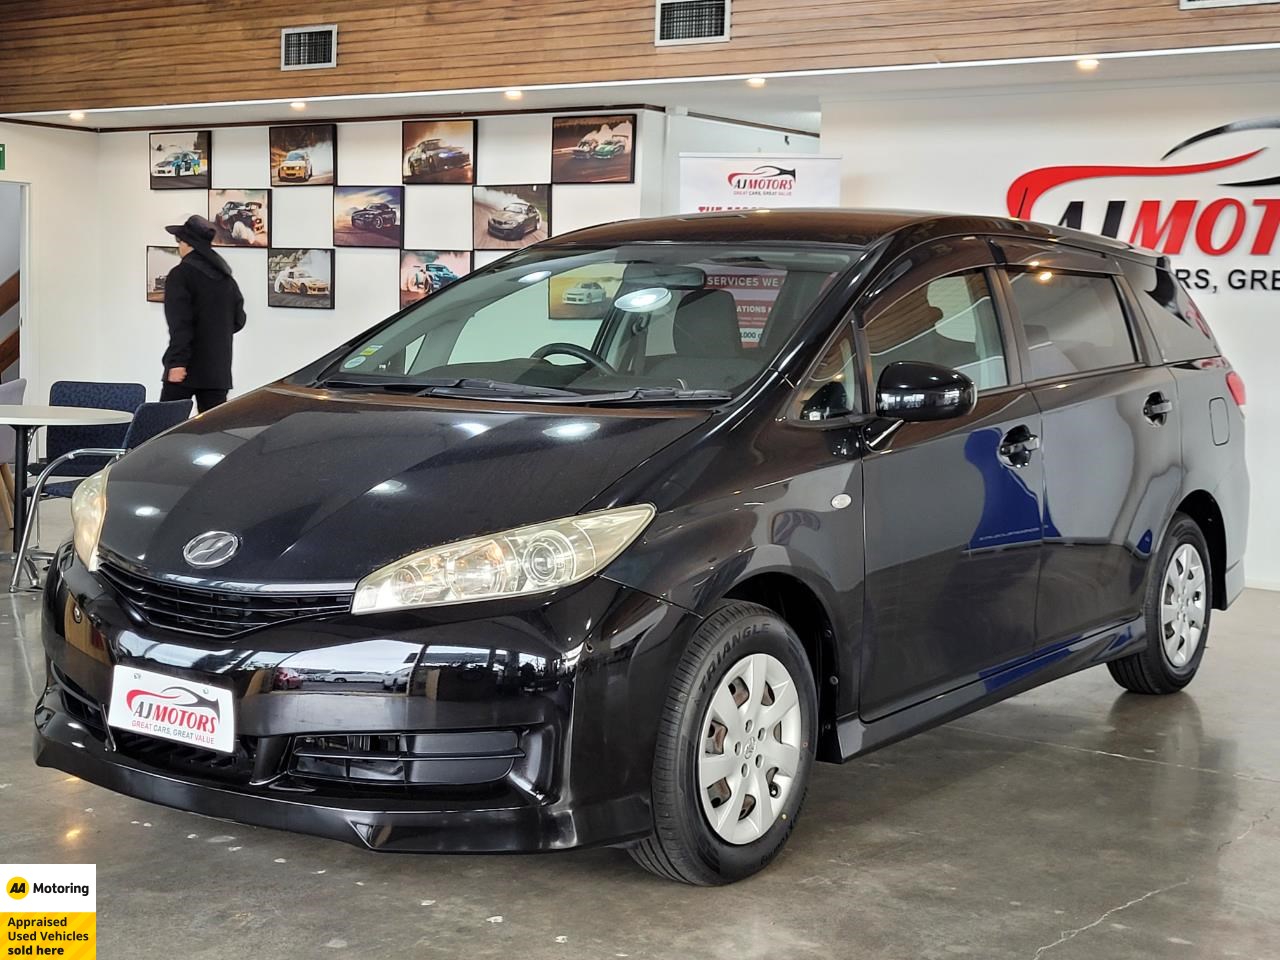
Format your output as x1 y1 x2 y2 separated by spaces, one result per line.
3 516 1278 958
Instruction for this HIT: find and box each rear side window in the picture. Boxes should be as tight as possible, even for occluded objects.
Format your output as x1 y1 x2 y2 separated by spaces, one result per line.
866 270 1009 392
1119 260 1219 362
1006 271 1136 379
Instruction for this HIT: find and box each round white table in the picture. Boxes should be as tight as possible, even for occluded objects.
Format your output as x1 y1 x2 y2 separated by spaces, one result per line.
0 405 133 552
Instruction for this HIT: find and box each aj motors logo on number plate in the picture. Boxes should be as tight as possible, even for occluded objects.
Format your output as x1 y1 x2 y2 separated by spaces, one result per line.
107 665 236 753
182 530 241 568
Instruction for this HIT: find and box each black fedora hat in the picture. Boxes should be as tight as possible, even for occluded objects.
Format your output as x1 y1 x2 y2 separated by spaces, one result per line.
165 214 217 250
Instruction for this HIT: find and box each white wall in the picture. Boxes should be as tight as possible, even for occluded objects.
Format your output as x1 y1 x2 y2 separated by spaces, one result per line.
89 110 670 397
822 75 1280 588
662 114 820 213
0 122 105 402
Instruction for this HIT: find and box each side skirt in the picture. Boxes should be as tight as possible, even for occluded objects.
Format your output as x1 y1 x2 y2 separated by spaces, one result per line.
835 615 1147 762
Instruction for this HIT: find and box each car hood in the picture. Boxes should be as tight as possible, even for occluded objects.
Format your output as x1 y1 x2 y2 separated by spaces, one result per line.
99 384 708 586
490 215 522 225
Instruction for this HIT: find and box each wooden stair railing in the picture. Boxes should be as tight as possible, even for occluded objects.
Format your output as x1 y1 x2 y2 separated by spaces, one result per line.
0 271 20 375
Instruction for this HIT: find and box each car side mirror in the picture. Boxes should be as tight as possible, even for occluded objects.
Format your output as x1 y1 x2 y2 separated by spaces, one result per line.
875 361 976 422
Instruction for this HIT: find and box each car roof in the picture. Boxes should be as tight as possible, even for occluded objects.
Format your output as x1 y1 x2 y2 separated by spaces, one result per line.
542 208 1155 262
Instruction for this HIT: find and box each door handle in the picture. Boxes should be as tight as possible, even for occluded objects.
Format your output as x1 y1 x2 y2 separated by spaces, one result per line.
998 426 1040 467
1144 392 1174 424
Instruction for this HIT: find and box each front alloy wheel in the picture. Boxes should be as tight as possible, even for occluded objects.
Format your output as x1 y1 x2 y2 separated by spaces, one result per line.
698 653 803 845
630 600 817 885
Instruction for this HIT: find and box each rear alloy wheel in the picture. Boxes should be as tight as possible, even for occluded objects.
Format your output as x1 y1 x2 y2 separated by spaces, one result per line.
1108 512 1212 694
629 601 817 885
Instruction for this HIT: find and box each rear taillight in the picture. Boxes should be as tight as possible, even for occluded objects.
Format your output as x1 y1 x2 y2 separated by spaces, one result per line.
1226 370 1246 408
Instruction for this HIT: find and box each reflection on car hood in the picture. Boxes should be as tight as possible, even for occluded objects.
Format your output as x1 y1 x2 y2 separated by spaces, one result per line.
99 384 707 584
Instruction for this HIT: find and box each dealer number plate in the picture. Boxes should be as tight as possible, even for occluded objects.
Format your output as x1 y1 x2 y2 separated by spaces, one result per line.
107 665 236 754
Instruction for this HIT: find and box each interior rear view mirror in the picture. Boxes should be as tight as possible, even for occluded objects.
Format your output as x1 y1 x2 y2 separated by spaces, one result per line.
621 263 707 289
876 361 976 422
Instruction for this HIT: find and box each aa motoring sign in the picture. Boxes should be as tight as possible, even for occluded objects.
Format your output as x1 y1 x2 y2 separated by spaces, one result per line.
1007 117 1280 295
678 154 842 213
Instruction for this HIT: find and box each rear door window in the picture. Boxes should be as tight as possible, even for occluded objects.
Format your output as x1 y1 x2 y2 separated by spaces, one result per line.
1006 270 1137 380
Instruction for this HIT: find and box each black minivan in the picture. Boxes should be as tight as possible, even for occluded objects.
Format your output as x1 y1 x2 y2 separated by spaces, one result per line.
36 210 1248 884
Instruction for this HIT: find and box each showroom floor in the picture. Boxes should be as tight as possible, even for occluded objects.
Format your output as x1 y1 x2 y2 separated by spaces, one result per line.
3 513 1278 959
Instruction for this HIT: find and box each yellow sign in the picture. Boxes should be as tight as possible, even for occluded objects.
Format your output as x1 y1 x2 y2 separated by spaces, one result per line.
2 864 94 958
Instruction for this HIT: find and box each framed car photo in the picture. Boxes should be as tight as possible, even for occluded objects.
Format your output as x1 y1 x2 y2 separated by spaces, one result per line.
145 245 181 303
400 250 472 308
335 186 404 248
149 130 211 190
402 120 475 185
473 184 551 250
208 188 271 247
269 124 337 186
551 115 636 184
268 248 334 309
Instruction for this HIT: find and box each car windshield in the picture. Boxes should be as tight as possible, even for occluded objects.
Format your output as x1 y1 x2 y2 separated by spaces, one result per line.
320 242 857 400
503 204 526 213
286 151 306 160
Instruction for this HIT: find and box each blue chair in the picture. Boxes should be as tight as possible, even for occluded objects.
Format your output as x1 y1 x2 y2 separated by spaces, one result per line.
12 399 192 589
30 380 146 480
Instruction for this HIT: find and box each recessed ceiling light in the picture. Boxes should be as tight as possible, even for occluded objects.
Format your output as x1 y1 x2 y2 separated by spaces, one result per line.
68 110 86 121
1076 58 1100 72
746 77 767 88
290 101 307 111
504 89 524 100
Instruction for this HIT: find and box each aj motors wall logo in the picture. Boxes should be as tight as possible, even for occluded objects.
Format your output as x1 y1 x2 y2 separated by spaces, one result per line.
1008 118 1280 258
726 164 797 197
126 684 222 736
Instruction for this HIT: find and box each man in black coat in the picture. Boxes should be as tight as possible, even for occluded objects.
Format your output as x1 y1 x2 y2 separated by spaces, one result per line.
161 215 247 412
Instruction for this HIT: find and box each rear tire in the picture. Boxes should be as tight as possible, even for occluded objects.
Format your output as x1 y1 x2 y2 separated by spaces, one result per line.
629 601 817 885
1108 512 1211 695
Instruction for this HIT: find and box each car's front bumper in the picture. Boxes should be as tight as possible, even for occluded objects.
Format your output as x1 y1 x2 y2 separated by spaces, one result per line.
278 167 308 179
487 223 525 238
35 546 698 853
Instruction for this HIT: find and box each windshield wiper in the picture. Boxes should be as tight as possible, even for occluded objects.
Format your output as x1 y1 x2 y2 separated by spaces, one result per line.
431 379 582 399
318 376 579 399
581 387 734 405
319 375 463 391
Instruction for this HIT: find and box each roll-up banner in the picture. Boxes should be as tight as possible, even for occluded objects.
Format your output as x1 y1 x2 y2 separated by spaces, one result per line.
678 154 842 213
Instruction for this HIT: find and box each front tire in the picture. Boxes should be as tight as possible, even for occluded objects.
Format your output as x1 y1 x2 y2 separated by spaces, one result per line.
1108 512 1211 695
629 601 817 885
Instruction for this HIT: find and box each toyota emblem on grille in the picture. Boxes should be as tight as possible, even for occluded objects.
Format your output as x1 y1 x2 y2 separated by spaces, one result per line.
182 531 241 569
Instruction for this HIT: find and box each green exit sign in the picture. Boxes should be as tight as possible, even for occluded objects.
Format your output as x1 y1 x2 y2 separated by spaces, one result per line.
0 144 5 171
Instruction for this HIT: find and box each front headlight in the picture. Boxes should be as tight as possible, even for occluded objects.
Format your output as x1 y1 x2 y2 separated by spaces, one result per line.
71 466 110 571
351 504 655 614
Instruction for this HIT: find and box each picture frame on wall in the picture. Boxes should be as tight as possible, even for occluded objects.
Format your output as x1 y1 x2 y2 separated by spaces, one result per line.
149 130 211 190
145 245 181 302
473 184 551 250
268 248 334 309
402 120 476 185
334 186 404 248
399 250 472 308
208 188 271 247
551 114 636 184
269 124 337 186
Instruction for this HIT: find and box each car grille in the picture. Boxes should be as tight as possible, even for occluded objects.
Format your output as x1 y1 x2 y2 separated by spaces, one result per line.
114 730 260 785
96 553 353 638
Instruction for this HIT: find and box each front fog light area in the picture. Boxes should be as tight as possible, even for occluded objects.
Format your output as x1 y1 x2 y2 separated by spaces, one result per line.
352 504 655 614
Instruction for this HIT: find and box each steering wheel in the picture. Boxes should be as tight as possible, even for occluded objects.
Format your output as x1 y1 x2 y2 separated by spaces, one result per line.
531 342 616 375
